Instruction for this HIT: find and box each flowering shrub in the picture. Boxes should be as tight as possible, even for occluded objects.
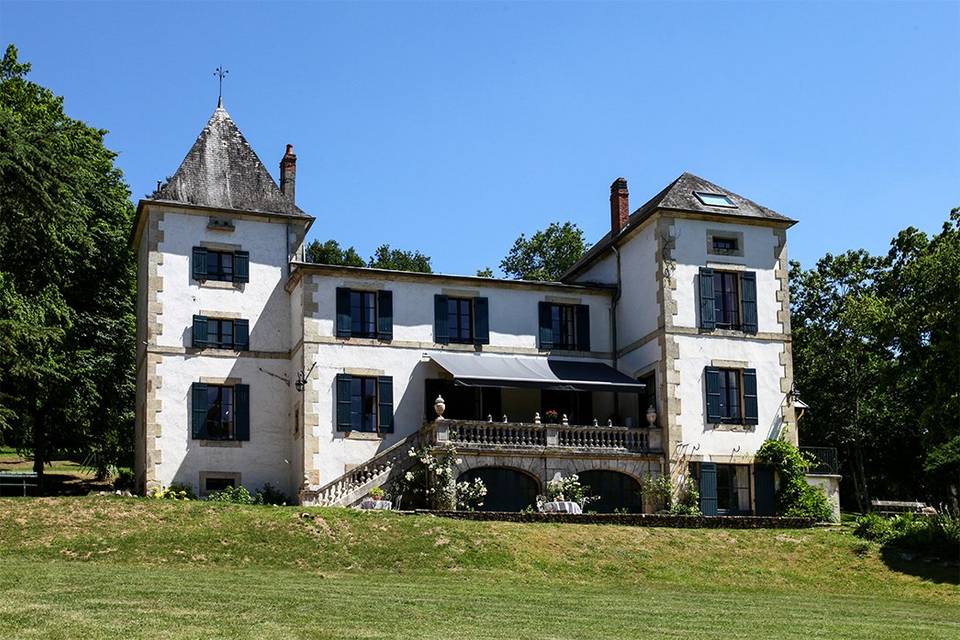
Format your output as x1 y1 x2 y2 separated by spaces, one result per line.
756 439 832 521
545 474 596 507
149 483 195 500
390 443 485 511
544 409 559 424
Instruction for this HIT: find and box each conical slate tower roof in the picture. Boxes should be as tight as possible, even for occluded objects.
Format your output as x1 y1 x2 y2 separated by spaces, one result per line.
155 102 307 217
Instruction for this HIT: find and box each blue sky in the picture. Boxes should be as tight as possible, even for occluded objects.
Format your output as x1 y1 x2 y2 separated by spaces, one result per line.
3 1 958 275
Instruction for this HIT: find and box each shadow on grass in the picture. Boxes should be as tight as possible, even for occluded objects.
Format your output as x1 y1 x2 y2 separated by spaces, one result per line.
0 473 112 498
879 545 960 585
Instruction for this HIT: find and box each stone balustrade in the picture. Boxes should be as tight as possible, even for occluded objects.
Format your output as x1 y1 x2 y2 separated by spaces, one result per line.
428 419 662 454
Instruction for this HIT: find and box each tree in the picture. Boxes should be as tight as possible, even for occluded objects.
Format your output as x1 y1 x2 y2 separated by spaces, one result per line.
368 244 432 273
500 222 586 281
475 267 494 278
305 239 364 267
0 45 136 482
790 210 960 510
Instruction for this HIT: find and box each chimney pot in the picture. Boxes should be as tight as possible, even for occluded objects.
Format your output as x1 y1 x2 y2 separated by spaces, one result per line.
610 177 629 235
280 144 297 202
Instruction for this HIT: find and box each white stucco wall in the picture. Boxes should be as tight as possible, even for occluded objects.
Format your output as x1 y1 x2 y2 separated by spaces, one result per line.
669 218 782 333
616 222 661 346
155 209 293 352
154 354 294 495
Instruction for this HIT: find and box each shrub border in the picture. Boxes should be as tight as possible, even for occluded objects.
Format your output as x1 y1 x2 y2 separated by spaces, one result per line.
414 510 815 528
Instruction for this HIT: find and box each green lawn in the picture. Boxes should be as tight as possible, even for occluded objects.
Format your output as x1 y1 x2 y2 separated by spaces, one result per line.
0 497 956 639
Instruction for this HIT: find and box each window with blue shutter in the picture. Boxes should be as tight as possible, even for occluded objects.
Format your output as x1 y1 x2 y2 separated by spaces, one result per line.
234 384 250 441
234 319 249 351
377 290 393 341
233 251 249 283
336 374 353 431
473 297 489 345
191 382 209 439
705 367 722 422
754 464 776 516
699 462 718 516
336 288 352 338
377 376 394 433
740 271 758 333
538 301 554 350
576 304 591 352
742 368 758 425
434 294 449 344
192 315 208 348
192 247 208 281
698 267 716 330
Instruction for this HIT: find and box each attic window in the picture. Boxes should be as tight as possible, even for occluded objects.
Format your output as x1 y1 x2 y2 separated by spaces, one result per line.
694 191 737 208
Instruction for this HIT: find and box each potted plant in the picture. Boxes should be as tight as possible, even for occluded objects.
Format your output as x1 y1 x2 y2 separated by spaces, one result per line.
369 486 385 502
544 409 559 424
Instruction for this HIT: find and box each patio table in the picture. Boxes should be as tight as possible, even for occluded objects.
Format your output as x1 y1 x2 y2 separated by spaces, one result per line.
359 499 392 510
542 501 582 514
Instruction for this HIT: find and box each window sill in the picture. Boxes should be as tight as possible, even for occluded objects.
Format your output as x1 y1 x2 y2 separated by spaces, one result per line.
197 439 243 448
196 279 244 290
699 327 757 338
708 423 756 433
341 431 383 441
186 347 251 356
335 336 393 345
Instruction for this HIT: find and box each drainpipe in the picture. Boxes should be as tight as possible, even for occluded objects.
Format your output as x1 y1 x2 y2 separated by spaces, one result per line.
611 245 622 418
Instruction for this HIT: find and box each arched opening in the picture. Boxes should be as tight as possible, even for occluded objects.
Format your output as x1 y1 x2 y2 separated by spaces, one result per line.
578 470 644 514
458 467 539 512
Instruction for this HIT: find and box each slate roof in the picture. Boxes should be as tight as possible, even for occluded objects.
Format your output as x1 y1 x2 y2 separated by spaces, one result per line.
561 172 795 281
153 102 308 217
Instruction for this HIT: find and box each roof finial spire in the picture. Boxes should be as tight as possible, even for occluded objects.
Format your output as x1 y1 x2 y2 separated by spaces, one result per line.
214 65 229 108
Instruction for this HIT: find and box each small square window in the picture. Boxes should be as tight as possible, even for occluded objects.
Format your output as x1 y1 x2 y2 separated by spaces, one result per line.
694 191 737 208
204 476 236 493
712 236 739 253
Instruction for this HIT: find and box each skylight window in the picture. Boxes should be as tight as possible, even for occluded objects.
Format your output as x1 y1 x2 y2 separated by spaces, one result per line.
694 191 737 208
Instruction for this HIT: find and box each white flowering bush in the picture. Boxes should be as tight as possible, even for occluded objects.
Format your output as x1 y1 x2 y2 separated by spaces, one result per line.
545 474 596 507
390 443 485 511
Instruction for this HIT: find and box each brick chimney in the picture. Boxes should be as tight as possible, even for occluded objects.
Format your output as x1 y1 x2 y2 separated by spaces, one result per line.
280 144 297 202
610 177 629 235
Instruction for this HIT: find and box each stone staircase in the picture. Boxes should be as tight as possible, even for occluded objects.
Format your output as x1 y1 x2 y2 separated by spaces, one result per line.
299 429 424 507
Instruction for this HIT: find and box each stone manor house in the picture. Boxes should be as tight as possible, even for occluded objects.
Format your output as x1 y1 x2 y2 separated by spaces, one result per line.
134 102 835 515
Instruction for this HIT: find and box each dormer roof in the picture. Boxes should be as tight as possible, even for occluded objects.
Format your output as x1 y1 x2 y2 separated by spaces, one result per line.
561 172 795 281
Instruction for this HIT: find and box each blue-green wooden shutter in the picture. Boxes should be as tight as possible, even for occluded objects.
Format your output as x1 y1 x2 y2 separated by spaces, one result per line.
699 267 716 330
336 288 352 338
473 297 489 345
235 319 249 351
538 302 553 350
699 463 718 516
742 368 758 425
754 464 776 516
705 367 722 422
740 271 757 334
377 376 394 433
192 315 208 348
377 290 393 341
192 247 207 281
434 294 449 344
576 304 591 352
233 251 249 283
191 382 208 439
336 374 353 431
234 384 250 440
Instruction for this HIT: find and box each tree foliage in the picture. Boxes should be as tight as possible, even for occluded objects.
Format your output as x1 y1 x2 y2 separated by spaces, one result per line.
500 222 586 281
791 210 959 509
304 239 364 267
305 239 433 273
0 45 135 480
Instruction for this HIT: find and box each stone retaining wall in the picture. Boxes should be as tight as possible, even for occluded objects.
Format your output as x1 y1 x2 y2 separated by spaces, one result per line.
415 510 816 529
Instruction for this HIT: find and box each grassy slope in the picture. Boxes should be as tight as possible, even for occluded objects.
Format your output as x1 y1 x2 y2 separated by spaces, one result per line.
0 497 956 639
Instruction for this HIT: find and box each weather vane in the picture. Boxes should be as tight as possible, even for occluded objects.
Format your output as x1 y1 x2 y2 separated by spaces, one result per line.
214 65 229 105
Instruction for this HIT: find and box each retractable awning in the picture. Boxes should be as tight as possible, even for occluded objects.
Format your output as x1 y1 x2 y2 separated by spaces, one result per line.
428 352 645 393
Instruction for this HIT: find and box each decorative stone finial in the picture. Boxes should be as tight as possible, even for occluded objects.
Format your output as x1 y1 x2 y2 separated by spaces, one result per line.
561 414 569 426
434 395 446 421
607 419 613 427
592 418 598 426
646 404 657 427
502 414 508 423
534 412 541 424
487 414 493 423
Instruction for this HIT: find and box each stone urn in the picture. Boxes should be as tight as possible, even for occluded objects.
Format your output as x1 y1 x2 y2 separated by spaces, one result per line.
434 395 446 421
646 404 657 427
